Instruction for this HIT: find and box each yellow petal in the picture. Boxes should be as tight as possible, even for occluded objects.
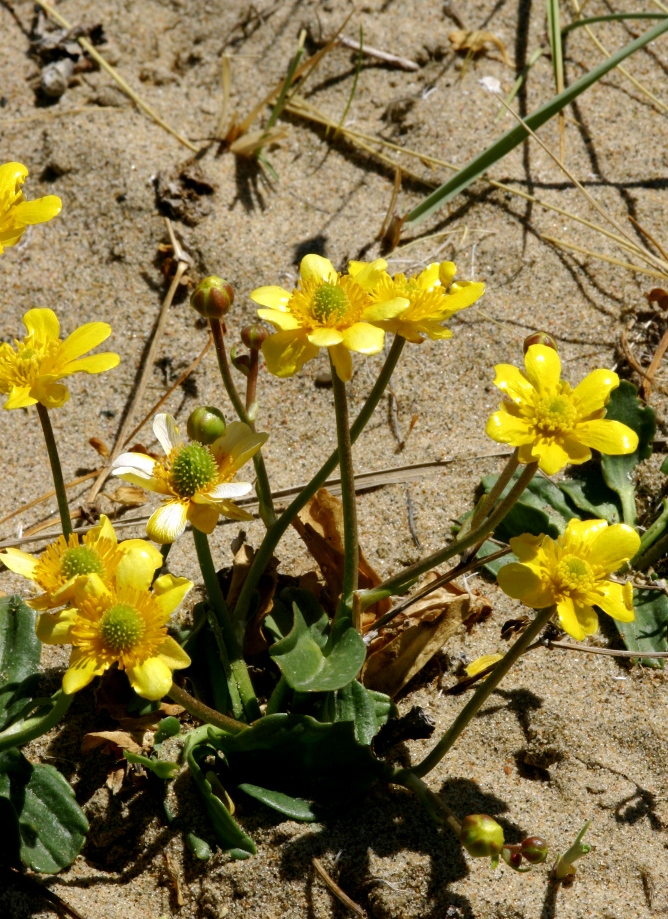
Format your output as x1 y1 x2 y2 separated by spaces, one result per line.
256 308 300 330
153 574 193 618
300 254 337 284
533 440 571 476
118 538 163 569
147 501 189 544
62 649 104 694
556 596 598 641
307 328 344 347
261 329 319 378
249 286 292 310
2 386 36 409
563 518 608 549
493 364 535 404
341 322 384 354
497 562 550 605
59 353 119 376
508 533 545 562
213 420 267 471
329 343 353 381
1 548 38 579
36 609 77 644
485 409 535 446
588 524 640 572
575 419 638 456
153 413 181 454
22 308 60 343
57 320 112 364
126 656 174 700
437 280 485 316
362 297 410 321
30 380 70 409
11 196 62 226
438 262 457 286
94 514 117 546
0 162 28 198
211 499 254 522
594 580 635 623
572 369 619 418
187 501 219 534
524 344 562 394
559 436 592 467
346 260 368 278
464 653 503 678
416 263 440 290
116 543 165 592
349 258 388 291
73 572 109 605
156 636 191 670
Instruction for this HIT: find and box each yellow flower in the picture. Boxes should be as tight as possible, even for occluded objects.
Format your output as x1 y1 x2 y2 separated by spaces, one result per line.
354 260 485 343
37 546 193 700
497 518 640 641
0 308 120 409
112 413 267 543
0 515 163 610
464 653 503 678
0 162 61 254
250 254 410 380
486 344 638 475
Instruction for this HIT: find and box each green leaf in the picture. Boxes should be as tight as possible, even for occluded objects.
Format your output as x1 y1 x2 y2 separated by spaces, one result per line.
559 469 621 524
0 748 88 873
238 784 320 822
477 539 517 577
661 456 668 476
615 589 668 669
184 730 256 859
0 596 41 732
209 713 388 805
482 471 573 539
601 381 655 525
123 750 179 779
269 590 366 692
319 680 397 746
184 831 213 860
154 716 181 744
183 606 230 715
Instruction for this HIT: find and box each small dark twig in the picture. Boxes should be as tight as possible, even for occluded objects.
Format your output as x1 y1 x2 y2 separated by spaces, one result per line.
406 485 421 548
312 858 365 918
1 868 87 919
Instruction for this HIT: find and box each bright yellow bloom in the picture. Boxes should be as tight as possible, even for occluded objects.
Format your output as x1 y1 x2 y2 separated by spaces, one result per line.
0 308 120 409
0 162 61 254
250 254 410 380
486 344 638 475
37 546 193 700
497 518 640 641
0 515 163 610
112 413 267 543
353 260 485 343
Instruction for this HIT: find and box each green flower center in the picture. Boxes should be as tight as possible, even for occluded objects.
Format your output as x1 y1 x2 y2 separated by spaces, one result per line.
535 395 577 434
556 554 595 594
100 603 145 652
312 283 349 323
171 443 218 497
60 546 105 580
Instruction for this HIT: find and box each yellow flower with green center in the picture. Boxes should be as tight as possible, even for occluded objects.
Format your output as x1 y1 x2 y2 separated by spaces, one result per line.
112 413 267 543
0 308 120 409
352 260 485 343
250 254 410 380
36 546 193 699
497 518 640 640
0 162 61 254
486 344 638 475
0 515 163 610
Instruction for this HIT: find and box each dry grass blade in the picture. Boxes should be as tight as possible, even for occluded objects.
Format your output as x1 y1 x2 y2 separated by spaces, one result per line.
547 0 565 160
549 641 668 658
1 867 87 919
541 235 668 280
312 858 365 918
0 469 101 527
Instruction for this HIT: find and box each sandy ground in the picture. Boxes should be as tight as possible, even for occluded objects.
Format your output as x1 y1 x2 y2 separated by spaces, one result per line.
1 0 668 916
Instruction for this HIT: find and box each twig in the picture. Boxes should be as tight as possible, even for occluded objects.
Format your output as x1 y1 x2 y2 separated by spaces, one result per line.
641 326 668 401
1 867 87 919
406 486 421 548
629 216 668 264
32 0 198 151
312 858 365 918
548 640 668 659
338 35 419 71
86 220 191 502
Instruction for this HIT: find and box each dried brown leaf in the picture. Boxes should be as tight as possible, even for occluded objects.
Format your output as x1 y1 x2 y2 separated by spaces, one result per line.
229 125 290 156
108 484 149 507
82 730 144 757
88 436 110 458
106 766 126 795
448 29 511 65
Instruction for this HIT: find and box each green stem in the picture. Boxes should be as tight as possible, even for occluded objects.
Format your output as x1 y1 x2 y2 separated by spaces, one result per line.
403 605 555 779
265 675 290 716
232 335 406 625
0 690 72 753
192 528 260 722
206 607 243 720
632 498 668 569
330 357 359 625
168 682 247 734
360 462 538 609
36 403 72 540
634 527 668 572
209 318 276 527
395 770 462 836
468 449 519 533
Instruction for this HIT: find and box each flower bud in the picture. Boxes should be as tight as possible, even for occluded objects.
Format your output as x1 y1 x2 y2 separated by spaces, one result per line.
241 324 268 350
230 347 251 377
186 406 226 445
190 276 234 319
523 332 557 354
521 835 549 865
459 814 505 860
502 848 524 870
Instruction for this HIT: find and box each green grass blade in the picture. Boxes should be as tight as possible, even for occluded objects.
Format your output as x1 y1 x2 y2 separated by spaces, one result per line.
495 47 544 122
336 24 364 134
562 12 666 36
404 17 668 226
547 0 564 94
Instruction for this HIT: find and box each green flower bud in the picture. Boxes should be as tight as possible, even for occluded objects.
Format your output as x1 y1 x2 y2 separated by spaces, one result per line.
521 835 549 864
241 324 268 350
460 814 505 860
190 276 234 319
230 347 251 377
186 406 226 445
523 332 558 354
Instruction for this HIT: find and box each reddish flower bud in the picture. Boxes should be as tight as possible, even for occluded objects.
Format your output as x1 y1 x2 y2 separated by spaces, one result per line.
191 276 234 319
241 324 268 350
523 332 557 354
521 835 549 864
186 406 226 445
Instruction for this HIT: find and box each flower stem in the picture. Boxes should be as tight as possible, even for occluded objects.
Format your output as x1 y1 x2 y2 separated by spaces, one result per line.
231 335 406 625
168 682 247 734
265 675 290 715
209 318 276 527
330 356 359 625
632 497 668 570
359 462 538 610
246 348 259 413
206 607 243 720
467 449 519 534
192 528 261 722
394 770 462 836
400 605 555 780
0 690 72 753
36 403 72 540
